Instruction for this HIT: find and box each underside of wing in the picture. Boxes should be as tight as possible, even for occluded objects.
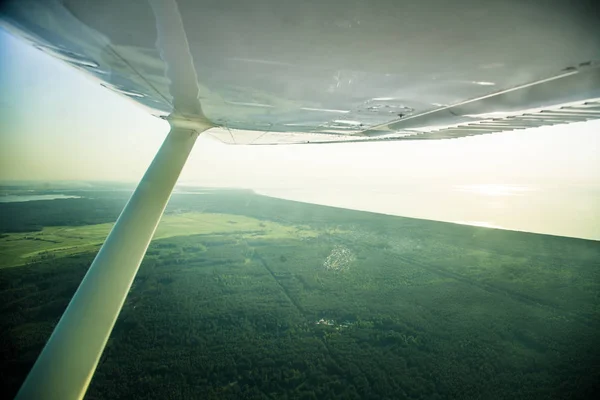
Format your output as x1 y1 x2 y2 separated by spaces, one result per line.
1 0 599 144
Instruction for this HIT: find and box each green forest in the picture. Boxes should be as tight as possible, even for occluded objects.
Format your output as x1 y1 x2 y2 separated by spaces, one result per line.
1 187 599 399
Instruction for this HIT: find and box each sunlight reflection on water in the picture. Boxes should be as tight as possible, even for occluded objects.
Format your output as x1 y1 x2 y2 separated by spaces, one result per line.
453 220 504 229
255 183 600 240
454 184 536 197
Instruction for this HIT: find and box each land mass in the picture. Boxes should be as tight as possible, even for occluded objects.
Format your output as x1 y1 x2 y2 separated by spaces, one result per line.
0 188 598 399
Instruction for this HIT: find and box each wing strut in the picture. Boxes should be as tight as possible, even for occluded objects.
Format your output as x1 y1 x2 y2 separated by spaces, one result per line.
16 124 206 400
16 0 211 398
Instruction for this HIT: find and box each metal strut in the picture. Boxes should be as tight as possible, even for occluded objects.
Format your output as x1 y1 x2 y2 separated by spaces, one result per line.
16 125 204 400
16 0 211 397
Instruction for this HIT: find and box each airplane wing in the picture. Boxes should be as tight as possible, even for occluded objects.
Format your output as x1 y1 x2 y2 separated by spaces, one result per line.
3 2 599 399
2 0 599 144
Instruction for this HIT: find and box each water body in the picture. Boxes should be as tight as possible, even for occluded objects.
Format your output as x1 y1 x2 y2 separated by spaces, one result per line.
255 183 600 241
0 194 82 203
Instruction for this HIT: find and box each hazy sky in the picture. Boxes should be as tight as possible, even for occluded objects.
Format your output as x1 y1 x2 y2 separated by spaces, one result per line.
1 29 599 239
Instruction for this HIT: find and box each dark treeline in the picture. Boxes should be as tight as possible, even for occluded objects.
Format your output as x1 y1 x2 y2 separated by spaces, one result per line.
0 197 127 233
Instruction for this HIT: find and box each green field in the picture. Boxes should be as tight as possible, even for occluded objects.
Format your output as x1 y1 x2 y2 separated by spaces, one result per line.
0 212 319 269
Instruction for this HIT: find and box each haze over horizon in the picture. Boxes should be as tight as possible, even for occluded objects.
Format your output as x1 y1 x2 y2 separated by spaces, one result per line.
1 28 599 240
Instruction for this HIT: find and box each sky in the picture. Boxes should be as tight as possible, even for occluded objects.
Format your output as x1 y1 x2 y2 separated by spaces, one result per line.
1 29 599 240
